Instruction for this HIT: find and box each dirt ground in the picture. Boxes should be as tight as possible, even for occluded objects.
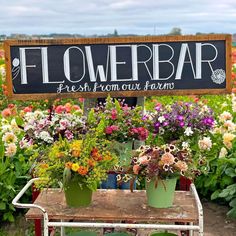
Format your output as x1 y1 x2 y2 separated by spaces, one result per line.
137 200 236 236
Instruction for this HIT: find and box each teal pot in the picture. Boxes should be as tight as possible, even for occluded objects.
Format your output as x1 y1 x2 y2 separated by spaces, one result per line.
146 178 177 208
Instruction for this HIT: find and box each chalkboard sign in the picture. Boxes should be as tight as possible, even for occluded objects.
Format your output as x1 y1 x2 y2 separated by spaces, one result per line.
4 35 232 100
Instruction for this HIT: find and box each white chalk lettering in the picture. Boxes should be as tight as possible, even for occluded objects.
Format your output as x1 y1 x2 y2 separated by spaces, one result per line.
63 46 85 83
153 44 174 80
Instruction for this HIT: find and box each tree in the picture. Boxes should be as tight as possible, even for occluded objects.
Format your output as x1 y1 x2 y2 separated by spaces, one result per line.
168 27 182 35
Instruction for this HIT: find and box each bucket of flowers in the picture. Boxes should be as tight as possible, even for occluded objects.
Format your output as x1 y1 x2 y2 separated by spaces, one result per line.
127 143 196 208
32 128 118 207
87 96 149 189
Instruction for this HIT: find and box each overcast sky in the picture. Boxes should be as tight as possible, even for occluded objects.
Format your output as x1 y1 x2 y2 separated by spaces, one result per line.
0 0 236 36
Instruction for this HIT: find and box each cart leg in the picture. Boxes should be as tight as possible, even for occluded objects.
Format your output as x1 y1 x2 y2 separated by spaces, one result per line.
189 222 193 236
35 219 42 236
60 220 65 236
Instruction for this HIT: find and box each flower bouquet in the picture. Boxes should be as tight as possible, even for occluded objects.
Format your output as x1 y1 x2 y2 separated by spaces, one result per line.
126 143 196 208
88 96 149 169
33 129 118 207
146 101 214 144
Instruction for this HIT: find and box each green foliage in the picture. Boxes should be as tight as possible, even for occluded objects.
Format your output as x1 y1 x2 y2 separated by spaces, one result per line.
0 155 31 222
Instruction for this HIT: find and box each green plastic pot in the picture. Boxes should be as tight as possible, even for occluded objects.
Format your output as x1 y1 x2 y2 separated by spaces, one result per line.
64 178 92 208
149 232 178 236
66 231 98 236
105 232 131 236
146 178 177 208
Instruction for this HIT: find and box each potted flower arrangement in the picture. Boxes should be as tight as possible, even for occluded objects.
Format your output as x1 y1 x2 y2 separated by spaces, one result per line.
32 129 118 207
87 96 149 189
88 96 149 168
127 143 196 208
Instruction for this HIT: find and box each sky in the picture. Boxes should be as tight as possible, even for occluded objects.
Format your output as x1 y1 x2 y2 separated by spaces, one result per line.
0 0 236 36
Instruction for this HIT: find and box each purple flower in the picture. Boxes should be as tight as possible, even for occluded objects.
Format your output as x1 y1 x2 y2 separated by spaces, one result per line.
163 121 169 126
177 115 184 121
154 122 160 130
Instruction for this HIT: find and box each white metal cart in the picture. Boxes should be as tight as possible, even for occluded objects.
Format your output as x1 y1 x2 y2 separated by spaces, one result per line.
12 178 203 236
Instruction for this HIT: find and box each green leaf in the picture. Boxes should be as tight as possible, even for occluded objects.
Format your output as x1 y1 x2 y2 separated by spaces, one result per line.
3 212 14 222
227 207 236 218
229 198 236 208
15 116 24 127
0 202 6 210
220 176 234 188
0 141 4 159
63 168 71 185
225 168 236 178
211 190 221 200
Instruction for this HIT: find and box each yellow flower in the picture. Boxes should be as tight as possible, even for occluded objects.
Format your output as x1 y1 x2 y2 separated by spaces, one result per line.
223 133 235 143
71 163 79 172
70 140 83 157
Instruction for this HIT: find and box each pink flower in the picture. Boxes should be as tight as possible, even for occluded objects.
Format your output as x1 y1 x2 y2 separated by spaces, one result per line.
111 109 117 120
105 126 113 134
161 152 175 165
139 155 149 165
105 125 119 134
65 130 74 140
72 105 81 111
55 105 66 114
23 106 32 113
79 98 85 103
133 165 141 174
110 125 119 131
1 108 12 117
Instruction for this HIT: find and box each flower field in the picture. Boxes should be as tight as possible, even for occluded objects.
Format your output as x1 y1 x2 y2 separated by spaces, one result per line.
0 42 236 232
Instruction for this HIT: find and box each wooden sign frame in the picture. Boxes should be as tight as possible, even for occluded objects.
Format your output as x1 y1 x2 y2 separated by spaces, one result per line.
4 34 232 100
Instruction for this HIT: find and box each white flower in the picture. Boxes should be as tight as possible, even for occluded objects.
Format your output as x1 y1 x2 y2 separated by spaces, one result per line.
182 141 189 149
219 111 232 122
2 132 17 144
223 120 236 132
219 147 228 158
198 137 212 150
38 131 54 143
1 124 13 133
184 127 193 136
10 119 20 132
5 143 17 157
158 116 165 123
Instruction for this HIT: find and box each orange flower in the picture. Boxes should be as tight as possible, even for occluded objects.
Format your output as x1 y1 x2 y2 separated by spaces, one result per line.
133 165 141 174
56 152 65 158
40 163 48 169
78 166 88 176
65 162 73 169
88 159 95 167
72 150 81 158
161 152 175 165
